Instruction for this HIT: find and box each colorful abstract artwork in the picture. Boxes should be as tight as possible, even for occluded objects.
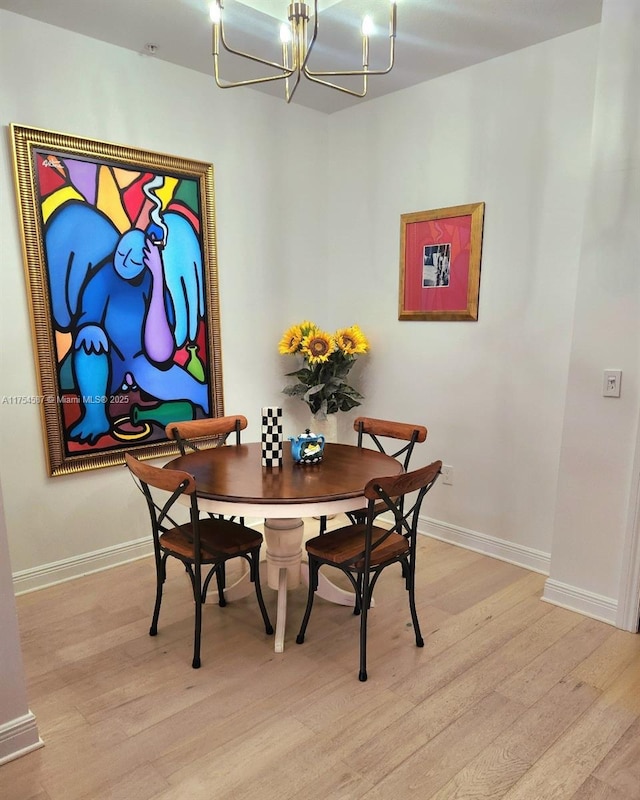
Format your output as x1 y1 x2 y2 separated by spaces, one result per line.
399 203 485 321
10 124 223 475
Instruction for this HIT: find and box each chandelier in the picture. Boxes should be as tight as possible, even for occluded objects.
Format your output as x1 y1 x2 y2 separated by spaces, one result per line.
209 1 397 103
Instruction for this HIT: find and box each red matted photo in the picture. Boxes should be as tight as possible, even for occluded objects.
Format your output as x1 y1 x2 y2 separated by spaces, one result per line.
399 202 485 321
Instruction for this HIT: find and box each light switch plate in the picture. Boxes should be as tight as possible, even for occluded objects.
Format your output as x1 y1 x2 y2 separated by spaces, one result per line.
603 369 622 397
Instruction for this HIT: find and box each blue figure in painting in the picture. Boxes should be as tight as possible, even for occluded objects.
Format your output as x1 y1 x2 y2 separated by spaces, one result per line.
45 198 209 445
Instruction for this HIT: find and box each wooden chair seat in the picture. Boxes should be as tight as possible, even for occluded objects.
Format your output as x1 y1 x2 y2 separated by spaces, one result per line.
160 518 263 561
305 524 409 568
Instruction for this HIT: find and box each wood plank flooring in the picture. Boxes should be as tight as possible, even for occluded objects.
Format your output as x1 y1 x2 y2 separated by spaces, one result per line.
3 530 640 800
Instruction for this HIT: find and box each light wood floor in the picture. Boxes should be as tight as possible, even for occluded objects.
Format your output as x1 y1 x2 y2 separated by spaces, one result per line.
4 529 640 800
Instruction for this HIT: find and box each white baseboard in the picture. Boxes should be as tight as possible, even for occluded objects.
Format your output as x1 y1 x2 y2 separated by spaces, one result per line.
419 515 551 575
542 578 618 626
13 537 154 595
12 519 265 595
0 711 43 766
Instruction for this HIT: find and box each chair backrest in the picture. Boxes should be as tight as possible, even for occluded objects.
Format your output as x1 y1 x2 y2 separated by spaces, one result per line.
165 414 248 455
354 416 428 471
358 460 442 561
125 452 197 543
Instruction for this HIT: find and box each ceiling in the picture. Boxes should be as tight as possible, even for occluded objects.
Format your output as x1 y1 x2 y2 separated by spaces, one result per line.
0 0 603 114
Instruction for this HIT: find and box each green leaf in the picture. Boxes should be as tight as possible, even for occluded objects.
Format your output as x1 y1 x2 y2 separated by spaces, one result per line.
283 384 307 397
280 349 365 414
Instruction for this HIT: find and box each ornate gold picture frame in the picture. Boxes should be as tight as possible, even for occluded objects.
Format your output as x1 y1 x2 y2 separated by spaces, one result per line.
10 124 224 476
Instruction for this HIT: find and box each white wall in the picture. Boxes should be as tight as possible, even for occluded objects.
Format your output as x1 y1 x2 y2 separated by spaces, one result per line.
0 11 328 578
324 28 598 569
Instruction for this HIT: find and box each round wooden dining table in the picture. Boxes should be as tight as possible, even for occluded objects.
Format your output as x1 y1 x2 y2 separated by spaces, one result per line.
165 441 402 652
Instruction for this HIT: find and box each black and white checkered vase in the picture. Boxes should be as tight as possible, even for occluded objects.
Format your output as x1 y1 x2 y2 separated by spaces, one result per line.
261 406 283 467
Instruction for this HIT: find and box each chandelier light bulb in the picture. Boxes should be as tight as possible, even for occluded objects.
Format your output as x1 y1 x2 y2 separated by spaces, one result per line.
361 15 374 37
279 23 292 44
209 3 221 24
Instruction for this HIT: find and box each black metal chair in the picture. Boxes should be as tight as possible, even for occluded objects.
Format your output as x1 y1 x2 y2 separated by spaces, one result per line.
318 416 428 535
297 460 442 681
125 452 273 669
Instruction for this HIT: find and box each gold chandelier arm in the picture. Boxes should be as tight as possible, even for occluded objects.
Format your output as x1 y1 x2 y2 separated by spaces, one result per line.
217 18 293 72
213 2 294 73
304 2 396 80
303 35 395 77
211 16 296 89
304 57 394 78
300 0 319 72
282 35 302 103
303 71 368 98
213 56 295 88
284 69 303 102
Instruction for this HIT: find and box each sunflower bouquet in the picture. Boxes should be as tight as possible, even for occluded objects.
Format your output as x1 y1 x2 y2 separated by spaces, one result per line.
278 321 369 418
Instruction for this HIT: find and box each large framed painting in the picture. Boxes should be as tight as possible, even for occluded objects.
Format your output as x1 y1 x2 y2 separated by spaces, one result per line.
399 202 485 321
10 124 224 476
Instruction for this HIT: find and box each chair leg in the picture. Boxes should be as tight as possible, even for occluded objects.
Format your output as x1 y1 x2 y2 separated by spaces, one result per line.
296 558 319 644
192 607 202 668
318 516 328 535
406 556 424 648
192 571 203 669
250 549 274 635
149 553 167 636
359 572 370 682
216 562 227 607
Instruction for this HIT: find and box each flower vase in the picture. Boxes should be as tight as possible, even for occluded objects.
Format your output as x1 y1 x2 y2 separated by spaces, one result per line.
311 412 338 444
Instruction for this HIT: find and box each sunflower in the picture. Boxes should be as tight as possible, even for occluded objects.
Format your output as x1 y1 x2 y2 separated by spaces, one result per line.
298 320 318 337
335 324 369 355
301 330 335 364
278 320 320 354
278 324 304 355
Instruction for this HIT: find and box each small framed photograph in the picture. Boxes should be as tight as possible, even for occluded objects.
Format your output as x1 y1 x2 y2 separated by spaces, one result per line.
399 202 485 321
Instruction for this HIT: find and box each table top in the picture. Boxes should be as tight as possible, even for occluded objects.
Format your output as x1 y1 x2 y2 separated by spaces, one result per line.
164 441 403 518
